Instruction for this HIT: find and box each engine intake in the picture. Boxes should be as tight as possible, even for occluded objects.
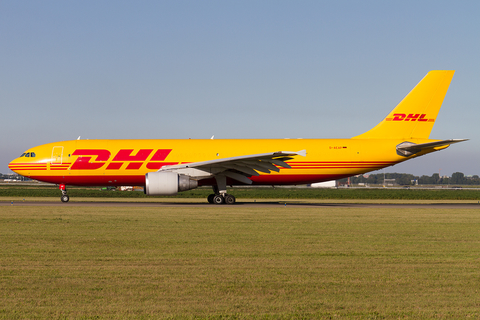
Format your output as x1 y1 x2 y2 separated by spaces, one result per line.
145 172 198 195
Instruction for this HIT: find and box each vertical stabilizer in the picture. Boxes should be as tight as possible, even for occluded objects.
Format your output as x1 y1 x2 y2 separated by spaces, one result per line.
352 70 455 140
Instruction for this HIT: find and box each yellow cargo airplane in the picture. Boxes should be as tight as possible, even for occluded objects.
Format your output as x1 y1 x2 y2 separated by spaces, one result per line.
9 70 466 204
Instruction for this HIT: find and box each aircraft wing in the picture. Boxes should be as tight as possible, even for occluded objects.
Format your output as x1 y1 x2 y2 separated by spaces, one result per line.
396 139 467 157
159 150 307 184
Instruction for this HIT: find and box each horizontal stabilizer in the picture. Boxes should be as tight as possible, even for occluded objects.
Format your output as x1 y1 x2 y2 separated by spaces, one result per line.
396 139 467 157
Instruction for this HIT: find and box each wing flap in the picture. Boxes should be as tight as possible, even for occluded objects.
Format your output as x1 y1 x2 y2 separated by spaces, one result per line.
220 163 260 176
223 171 253 185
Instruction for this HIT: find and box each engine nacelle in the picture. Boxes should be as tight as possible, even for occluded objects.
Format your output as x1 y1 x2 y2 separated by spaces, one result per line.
145 172 198 195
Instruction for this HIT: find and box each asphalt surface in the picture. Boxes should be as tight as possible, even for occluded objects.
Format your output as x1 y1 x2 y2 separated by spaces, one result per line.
2 201 480 209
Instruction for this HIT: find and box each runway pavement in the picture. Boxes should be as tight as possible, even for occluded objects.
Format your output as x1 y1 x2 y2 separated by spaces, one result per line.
2 200 480 209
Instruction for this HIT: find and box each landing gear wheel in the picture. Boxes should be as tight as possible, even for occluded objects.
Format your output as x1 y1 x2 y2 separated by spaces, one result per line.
213 194 225 204
207 194 215 204
59 184 69 203
224 194 236 205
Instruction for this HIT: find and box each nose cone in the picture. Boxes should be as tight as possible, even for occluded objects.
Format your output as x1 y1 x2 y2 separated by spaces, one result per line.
8 157 22 174
8 157 31 175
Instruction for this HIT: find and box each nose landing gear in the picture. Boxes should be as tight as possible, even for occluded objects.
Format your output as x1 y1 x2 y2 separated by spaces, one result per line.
59 184 69 203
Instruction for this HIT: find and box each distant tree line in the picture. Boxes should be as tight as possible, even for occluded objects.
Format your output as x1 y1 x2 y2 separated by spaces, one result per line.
340 172 480 186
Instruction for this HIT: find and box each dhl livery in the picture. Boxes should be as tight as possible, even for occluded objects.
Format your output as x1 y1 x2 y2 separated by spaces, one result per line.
9 70 466 204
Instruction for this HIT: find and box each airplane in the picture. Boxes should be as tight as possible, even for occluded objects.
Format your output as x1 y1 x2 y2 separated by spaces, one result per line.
9 70 467 204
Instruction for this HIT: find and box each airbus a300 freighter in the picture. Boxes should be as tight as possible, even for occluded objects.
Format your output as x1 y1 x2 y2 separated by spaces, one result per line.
9 70 466 204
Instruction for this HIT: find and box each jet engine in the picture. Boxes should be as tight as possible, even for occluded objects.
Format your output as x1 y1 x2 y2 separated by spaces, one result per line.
145 172 198 195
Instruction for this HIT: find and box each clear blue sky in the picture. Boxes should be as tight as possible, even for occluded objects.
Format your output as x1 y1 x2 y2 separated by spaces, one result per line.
1 1 478 176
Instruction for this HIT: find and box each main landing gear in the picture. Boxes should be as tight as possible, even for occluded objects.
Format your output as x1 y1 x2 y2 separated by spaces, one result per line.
207 175 236 205
207 193 236 205
59 184 69 203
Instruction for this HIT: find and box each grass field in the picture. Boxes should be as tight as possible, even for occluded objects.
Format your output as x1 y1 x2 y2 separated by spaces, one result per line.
1 205 479 319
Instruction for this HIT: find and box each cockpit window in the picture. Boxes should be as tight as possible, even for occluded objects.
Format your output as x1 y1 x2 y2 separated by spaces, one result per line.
20 152 36 158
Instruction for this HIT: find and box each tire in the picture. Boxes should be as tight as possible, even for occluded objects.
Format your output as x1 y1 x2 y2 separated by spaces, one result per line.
207 194 215 204
61 195 70 203
213 194 225 204
224 194 236 205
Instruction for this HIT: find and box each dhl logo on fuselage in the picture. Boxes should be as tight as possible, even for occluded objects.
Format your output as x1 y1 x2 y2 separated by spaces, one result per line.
70 149 176 170
385 114 434 122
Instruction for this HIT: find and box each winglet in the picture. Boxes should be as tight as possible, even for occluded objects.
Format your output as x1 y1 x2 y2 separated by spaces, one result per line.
279 150 306 157
296 149 307 157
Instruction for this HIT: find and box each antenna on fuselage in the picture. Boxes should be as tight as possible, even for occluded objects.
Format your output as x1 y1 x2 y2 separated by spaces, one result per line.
77 136 81 140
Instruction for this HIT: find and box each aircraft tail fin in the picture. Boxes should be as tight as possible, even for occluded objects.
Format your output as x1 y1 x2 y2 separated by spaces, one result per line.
352 70 455 140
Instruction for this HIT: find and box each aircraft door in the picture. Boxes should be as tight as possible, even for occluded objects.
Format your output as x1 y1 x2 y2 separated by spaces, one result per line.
51 146 64 165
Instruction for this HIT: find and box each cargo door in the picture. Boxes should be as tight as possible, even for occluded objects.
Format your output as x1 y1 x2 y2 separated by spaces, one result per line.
51 146 64 166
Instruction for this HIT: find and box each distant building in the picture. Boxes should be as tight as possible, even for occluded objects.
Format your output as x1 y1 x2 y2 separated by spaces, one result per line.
310 180 337 188
384 178 396 186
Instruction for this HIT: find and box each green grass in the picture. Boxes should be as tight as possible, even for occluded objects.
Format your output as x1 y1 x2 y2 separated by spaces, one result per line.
1 206 480 318
1 185 480 200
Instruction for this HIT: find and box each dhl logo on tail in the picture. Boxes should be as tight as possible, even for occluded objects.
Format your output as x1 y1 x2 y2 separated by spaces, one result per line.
385 114 435 122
